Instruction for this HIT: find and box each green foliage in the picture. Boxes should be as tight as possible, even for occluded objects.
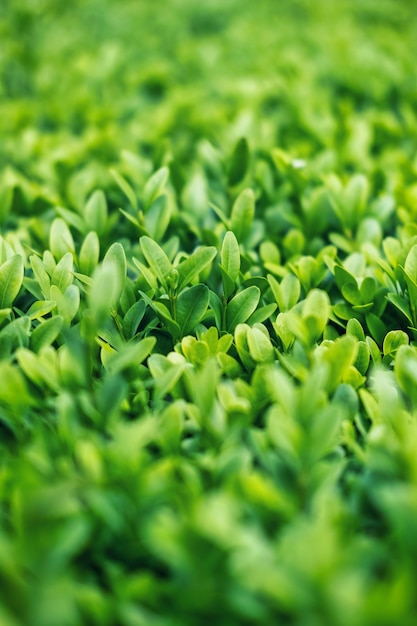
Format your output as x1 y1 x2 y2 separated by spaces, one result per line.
1 0 417 624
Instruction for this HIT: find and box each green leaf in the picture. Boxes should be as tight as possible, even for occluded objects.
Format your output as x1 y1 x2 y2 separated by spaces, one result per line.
145 195 171 240
383 330 409 356
56 206 87 234
103 337 156 373
51 252 74 292
132 256 158 291
176 246 217 292
139 291 180 339
88 262 121 329
346 318 366 342
227 137 249 187
122 300 146 339
110 169 138 210
31 316 64 352
50 218 75 259
387 292 413 324
30 254 51 299
144 166 169 208
302 289 330 341
79 231 100 276
140 236 172 289
230 188 255 242
84 190 108 235
322 335 358 393
247 326 275 363
221 231 240 283
404 244 417 285
26 300 57 320
247 302 277 325
268 273 300 312
103 242 126 301
0 362 29 411
176 284 210 337
0 254 24 308
226 286 260 332
395 345 417 404
50 284 80 325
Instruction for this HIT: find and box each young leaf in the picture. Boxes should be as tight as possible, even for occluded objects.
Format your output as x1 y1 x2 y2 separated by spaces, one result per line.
84 190 108 235
383 330 409 357
50 284 80 325
176 284 210 337
247 326 275 363
50 218 75 259
226 286 260 331
51 252 74 292
79 231 100 276
221 231 240 283
103 242 126 299
268 273 300 312
302 288 330 342
0 254 24 308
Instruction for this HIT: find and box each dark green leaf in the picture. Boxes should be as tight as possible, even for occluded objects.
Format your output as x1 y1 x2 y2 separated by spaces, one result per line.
176 284 210 337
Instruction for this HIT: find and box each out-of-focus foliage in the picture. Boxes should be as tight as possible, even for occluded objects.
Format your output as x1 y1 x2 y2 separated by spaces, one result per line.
1 0 417 624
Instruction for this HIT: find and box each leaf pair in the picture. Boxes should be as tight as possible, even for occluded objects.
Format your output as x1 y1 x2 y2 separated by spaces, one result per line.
138 236 217 293
141 284 210 340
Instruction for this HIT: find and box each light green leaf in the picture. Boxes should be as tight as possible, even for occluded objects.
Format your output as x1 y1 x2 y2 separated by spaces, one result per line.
302 288 330 342
323 335 358 393
221 231 240 283
0 255 24 308
79 231 100 276
247 326 275 363
84 190 108 235
383 330 409 356
51 252 74 292
50 284 80 324
268 273 300 312
103 242 126 302
50 218 75 259
26 300 57 320
395 345 417 404
103 337 156 373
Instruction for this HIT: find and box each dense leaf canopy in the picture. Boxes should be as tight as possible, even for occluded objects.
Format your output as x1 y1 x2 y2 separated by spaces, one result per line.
1 1 417 625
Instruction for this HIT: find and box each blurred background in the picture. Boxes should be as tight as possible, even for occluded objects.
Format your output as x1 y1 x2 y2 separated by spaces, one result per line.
1 0 416 175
